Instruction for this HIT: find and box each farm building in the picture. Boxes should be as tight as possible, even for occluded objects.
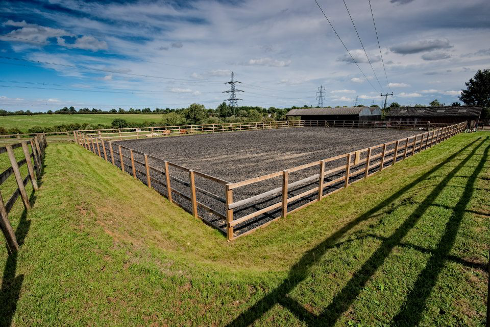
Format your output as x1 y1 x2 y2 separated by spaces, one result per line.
386 106 483 127
286 107 382 121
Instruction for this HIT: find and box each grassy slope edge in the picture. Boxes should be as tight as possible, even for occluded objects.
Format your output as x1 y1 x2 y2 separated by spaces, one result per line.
0 132 489 326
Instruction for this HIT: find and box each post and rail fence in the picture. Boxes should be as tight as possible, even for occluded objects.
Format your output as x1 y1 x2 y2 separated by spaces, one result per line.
0 134 47 254
74 121 466 241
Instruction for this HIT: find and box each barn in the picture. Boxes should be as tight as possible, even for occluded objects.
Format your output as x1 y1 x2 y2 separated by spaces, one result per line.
286 107 382 121
386 106 483 128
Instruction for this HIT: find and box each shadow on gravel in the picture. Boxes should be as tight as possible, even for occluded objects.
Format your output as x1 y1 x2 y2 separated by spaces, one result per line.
227 136 487 327
0 159 44 326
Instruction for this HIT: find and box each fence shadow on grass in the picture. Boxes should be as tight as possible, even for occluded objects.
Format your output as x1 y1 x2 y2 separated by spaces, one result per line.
0 182 39 326
227 136 486 327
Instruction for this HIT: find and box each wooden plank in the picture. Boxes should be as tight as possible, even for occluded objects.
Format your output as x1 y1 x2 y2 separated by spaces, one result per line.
287 187 318 204
354 150 360 165
164 161 172 203
118 145 125 173
282 170 288 218
130 149 136 178
287 160 321 173
189 170 198 219
345 153 351 188
0 190 18 254
96 138 101 157
228 171 283 190
6 145 30 210
380 143 387 170
30 139 41 177
365 147 372 178
411 136 417 156
318 160 325 200
21 142 38 190
324 165 346 176
193 170 228 185
230 202 282 227
144 154 151 188
226 185 234 241
196 202 226 219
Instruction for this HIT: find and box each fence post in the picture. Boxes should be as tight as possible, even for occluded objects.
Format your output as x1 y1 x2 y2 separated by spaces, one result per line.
30 139 41 177
0 191 19 254
96 138 101 157
380 143 387 170
282 170 289 217
34 136 43 161
119 129 122 140
318 160 325 200
90 138 95 153
145 154 151 188
403 137 409 159
118 145 125 172
73 131 78 144
392 141 399 166
109 142 115 165
345 153 351 187
226 184 234 241
6 145 31 210
164 161 172 203
130 149 136 178
21 141 38 191
365 147 372 178
101 139 108 161
189 170 198 219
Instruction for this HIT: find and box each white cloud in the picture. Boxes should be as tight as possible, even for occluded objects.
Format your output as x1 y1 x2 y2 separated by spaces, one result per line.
209 69 231 77
442 90 461 96
47 98 60 102
359 95 380 100
390 39 452 54
331 89 356 94
338 50 380 64
388 82 410 88
421 52 451 61
351 78 364 83
101 74 112 81
420 89 439 94
0 21 69 45
247 58 291 67
171 88 193 93
398 92 422 97
57 35 108 51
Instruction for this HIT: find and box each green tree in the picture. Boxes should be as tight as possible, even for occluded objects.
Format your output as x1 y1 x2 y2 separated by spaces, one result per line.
160 112 186 126
111 119 128 128
184 103 207 124
389 102 400 108
217 102 232 118
430 99 442 107
459 69 490 107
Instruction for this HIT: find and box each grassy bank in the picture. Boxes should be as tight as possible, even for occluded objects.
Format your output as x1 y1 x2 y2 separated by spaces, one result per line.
0 114 163 133
1 132 489 325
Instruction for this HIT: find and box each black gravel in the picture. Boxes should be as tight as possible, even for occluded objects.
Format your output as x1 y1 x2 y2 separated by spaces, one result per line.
109 127 422 237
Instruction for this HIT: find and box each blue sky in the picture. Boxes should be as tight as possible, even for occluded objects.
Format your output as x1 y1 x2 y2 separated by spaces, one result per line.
0 0 489 111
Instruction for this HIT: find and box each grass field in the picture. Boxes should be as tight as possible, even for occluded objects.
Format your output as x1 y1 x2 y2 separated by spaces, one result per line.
0 132 489 326
0 114 164 132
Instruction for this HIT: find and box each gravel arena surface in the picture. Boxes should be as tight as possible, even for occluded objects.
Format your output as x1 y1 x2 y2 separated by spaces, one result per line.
113 127 421 236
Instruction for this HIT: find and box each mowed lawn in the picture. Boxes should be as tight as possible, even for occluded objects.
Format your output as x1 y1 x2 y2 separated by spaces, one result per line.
0 132 488 326
0 114 163 132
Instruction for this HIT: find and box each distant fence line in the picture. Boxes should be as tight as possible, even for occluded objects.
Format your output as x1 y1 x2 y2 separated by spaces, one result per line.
0 134 47 253
74 121 465 241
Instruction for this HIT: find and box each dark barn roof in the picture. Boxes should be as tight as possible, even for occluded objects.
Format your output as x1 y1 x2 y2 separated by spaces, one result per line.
386 106 482 118
286 107 371 116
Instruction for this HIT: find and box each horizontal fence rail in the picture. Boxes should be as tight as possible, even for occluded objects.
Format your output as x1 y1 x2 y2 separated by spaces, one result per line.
74 121 465 241
0 134 47 254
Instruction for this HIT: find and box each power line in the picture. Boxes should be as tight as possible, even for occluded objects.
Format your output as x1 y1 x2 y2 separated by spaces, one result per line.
368 0 390 91
313 0 379 93
341 0 383 91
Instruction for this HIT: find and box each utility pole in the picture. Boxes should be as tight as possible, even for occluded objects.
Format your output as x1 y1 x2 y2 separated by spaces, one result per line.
223 72 243 115
354 96 358 107
381 92 393 110
316 85 325 108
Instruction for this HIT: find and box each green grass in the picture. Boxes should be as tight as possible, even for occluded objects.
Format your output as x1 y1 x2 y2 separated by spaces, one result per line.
0 132 489 326
0 114 163 133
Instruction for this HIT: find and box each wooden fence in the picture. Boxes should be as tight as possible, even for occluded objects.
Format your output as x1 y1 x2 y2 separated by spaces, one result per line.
74 121 465 241
0 134 47 253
